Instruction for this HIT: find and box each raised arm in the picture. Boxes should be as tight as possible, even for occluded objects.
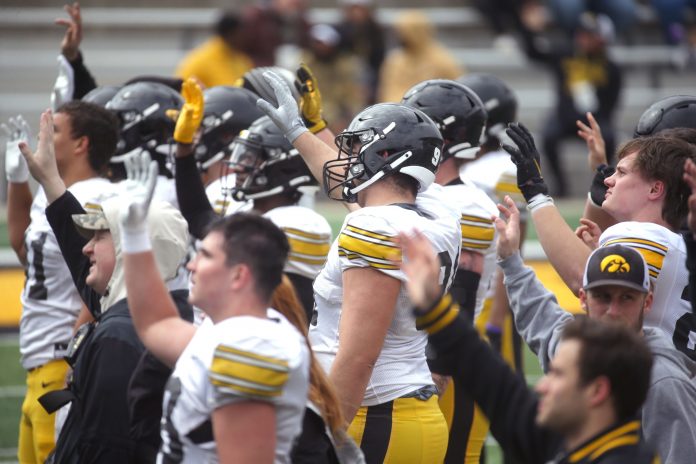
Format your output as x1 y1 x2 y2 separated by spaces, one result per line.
172 79 218 238
54 2 97 100
3 116 34 264
120 153 195 367
503 123 591 294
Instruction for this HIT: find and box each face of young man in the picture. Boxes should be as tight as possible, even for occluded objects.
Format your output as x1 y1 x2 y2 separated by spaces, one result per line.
53 111 82 175
602 152 654 221
535 339 588 434
187 231 234 312
581 285 651 333
82 230 116 296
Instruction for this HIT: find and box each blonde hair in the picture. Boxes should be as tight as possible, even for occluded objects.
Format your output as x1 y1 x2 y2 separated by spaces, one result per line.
270 275 346 437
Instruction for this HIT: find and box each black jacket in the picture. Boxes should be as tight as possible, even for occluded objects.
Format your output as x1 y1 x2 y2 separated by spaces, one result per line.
45 191 192 463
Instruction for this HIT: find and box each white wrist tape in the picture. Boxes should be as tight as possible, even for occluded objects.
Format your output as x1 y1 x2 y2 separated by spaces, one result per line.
527 193 555 212
120 227 151 254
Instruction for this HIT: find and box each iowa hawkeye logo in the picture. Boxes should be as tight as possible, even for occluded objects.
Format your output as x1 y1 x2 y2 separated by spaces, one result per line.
600 254 630 273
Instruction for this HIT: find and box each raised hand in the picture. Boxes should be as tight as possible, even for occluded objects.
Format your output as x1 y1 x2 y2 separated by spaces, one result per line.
256 71 307 143
575 218 601 249
397 230 442 310
502 122 549 202
119 151 158 234
1 115 32 183
173 78 204 144
294 63 327 134
493 195 521 260
55 2 82 61
576 112 607 171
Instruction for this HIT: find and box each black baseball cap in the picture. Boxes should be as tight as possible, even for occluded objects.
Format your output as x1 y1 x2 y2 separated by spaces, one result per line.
583 245 650 293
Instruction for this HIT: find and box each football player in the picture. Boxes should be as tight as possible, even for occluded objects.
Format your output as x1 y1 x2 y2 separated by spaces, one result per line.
5 102 118 463
503 122 696 361
258 71 461 463
401 79 497 464
118 157 310 461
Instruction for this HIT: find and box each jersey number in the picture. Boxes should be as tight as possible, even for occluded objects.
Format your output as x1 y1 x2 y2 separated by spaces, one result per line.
27 232 48 300
160 377 184 464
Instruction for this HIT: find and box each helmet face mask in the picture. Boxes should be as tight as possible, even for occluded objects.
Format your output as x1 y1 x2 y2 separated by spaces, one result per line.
225 117 315 202
324 103 443 203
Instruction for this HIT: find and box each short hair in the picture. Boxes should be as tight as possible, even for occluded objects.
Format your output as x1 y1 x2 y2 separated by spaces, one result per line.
655 127 696 146
388 172 419 197
616 135 696 229
56 100 119 175
562 317 653 421
205 212 289 300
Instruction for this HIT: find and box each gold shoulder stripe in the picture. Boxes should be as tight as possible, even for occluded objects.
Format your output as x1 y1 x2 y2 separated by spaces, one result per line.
461 224 495 243
345 224 394 242
283 227 331 242
460 214 493 225
209 344 290 398
568 421 640 462
588 436 639 461
338 250 400 270
603 237 668 253
339 232 399 260
287 237 331 258
461 241 490 250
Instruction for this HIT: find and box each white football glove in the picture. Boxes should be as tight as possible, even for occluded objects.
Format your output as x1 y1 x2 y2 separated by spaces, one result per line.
256 71 308 143
119 151 158 236
1 115 32 183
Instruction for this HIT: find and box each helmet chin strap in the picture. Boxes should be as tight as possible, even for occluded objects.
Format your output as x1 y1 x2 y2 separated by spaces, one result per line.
347 150 413 197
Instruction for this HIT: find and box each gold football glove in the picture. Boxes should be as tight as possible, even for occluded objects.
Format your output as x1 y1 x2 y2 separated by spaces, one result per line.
173 78 204 144
295 63 327 134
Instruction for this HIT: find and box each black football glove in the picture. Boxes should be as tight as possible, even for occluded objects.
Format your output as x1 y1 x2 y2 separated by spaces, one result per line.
588 164 615 207
502 123 549 202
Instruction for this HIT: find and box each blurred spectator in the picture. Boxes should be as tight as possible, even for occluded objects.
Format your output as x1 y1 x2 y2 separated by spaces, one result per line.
471 0 528 50
241 0 312 68
175 12 253 88
650 1 696 66
546 0 636 36
336 0 385 105
377 10 463 103
300 24 365 132
516 7 622 197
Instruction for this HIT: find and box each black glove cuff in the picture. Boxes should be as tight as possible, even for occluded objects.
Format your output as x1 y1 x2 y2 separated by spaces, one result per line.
588 164 614 207
519 177 549 202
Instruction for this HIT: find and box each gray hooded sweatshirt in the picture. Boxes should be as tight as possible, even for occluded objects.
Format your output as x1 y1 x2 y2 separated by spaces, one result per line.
500 252 696 464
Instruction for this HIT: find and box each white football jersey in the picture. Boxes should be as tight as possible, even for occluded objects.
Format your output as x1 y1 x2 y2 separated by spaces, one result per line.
599 222 695 359
20 178 118 369
441 179 499 314
158 310 310 464
264 205 332 280
460 148 525 208
310 186 461 405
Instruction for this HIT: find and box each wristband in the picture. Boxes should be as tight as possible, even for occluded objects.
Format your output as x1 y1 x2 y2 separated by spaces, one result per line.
527 193 554 212
120 227 152 254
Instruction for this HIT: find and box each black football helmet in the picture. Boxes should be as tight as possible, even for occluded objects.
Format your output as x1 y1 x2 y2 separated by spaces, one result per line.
326 103 443 203
81 85 121 107
238 66 301 106
634 95 696 137
401 79 487 160
107 82 183 158
457 73 517 141
226 116 315 201
195 86 264 171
